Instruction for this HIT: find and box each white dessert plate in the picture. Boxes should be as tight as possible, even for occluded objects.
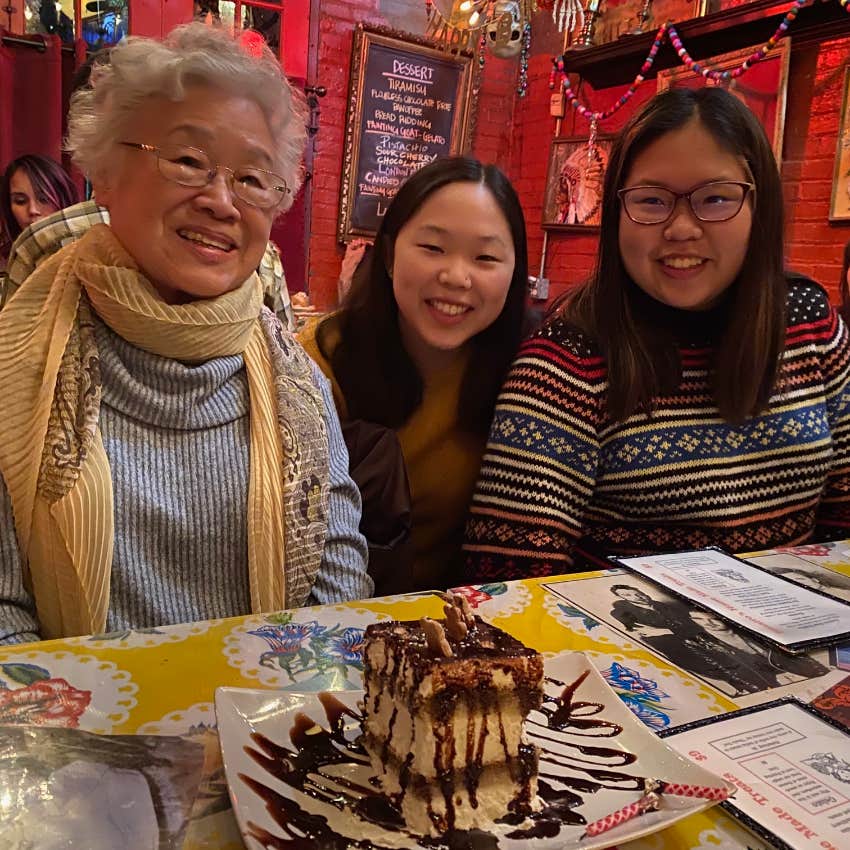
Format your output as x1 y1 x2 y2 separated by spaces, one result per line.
215 651 733 850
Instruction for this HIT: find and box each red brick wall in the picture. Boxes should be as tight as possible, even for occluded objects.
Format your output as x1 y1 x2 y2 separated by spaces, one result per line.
307 0 519 309
784 39 850 299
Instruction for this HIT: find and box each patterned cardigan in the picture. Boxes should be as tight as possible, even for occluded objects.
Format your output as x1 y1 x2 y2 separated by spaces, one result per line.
463 278 850 581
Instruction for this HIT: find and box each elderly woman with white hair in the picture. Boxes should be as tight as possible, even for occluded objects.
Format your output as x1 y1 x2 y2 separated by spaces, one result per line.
0 23 371 644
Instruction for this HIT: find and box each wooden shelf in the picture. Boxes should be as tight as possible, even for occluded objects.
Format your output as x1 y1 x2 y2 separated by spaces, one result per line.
561 0 850 89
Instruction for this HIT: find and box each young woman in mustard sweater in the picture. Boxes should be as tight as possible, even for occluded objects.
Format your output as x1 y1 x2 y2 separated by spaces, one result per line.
299 156 528 594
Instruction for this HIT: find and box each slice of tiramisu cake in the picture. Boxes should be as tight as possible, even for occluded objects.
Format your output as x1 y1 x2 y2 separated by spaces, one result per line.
361 595 544 836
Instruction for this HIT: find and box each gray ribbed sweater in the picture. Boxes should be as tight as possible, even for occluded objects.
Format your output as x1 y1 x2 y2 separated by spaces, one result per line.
0 318 371 644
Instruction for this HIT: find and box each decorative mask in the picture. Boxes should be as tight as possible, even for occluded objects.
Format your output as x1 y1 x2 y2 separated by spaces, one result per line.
486 0 523 58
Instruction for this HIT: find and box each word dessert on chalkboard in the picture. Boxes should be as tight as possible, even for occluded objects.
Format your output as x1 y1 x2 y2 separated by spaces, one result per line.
338 25 476 242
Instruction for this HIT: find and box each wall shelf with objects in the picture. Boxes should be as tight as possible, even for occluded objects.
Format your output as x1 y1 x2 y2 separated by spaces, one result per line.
561 0 849 89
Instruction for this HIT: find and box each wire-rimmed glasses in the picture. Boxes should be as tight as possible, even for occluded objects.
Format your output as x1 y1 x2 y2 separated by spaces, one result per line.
120 142 289 210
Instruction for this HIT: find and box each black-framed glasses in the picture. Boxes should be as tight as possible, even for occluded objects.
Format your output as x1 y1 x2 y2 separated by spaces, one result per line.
120 142 289 210
618 181 754 225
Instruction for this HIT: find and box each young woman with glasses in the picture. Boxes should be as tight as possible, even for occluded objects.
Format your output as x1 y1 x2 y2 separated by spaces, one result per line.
464 86 850 581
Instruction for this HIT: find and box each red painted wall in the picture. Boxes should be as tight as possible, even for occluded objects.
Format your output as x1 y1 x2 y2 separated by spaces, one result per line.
129 0 192 38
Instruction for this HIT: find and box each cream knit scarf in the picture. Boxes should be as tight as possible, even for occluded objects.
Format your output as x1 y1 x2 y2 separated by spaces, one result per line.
0 224 329 639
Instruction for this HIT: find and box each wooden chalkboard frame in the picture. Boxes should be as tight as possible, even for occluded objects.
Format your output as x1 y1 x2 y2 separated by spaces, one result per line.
337 24 477 243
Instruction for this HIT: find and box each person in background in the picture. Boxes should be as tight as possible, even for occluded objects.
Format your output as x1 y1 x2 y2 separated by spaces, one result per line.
0 154 79 268
464 87 850 581
0 23 370 646
299 156 528 594
337 238 370 304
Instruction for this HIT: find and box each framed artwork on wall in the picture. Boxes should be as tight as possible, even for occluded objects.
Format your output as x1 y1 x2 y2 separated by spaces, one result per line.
542 135 614 231
830 66 850 224
657 40 790 167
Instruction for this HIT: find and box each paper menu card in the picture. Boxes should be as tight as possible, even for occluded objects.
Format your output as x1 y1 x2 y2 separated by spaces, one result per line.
662 700 850 850
613 548 850 653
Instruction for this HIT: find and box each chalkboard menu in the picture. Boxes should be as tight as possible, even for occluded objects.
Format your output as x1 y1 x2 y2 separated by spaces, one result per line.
337 25 476 242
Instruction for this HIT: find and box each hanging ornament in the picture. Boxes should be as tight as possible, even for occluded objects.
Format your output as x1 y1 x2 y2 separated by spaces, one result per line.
549 0 809 128
552 0 584 36
428 0 492 50
478 28 488 70
487 1 524 58
517 21 532 95
586 115 598 163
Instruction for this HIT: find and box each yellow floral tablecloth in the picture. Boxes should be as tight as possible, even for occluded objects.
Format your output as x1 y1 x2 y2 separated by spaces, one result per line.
1 541 849 850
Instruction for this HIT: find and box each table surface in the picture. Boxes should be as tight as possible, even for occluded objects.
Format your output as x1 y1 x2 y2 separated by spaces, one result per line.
2 540 849 850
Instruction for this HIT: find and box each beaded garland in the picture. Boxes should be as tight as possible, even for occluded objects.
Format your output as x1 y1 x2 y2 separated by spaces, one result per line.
550 23 667 122
518 21 532 96
550 0 810 125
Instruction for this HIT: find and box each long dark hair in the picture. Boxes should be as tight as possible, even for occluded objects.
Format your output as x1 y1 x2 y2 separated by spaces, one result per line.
562 87 786 423
317 156 528 432
0 154 79 256
840 240 850 326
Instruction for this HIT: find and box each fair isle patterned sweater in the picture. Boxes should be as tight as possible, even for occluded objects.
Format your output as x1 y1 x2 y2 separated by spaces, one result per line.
463 279 850 581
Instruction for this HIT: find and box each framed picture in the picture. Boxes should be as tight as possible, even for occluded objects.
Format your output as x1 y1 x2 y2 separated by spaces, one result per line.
542 135 614 231
657 40 790 167
830 65 850 223
337 25 476 242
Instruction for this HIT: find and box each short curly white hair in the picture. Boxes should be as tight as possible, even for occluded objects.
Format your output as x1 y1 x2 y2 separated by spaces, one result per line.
66 22 307 212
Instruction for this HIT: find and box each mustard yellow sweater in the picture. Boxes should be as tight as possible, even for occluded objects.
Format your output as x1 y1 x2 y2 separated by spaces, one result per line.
299 319 485 591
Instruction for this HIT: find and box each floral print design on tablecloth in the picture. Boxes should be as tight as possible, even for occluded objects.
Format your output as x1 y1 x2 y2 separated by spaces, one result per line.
223 606 389 690
774 543 836 558
449 581 531 618
773 540 850 578
0 651 137 733
584 649 727 731
600 661 674 730
64 619 217 650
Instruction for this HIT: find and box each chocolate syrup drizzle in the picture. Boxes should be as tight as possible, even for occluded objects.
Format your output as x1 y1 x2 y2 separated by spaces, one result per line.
239 670 648 848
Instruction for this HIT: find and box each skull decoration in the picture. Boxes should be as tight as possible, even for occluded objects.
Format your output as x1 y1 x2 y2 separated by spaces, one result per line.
486 0 523 59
